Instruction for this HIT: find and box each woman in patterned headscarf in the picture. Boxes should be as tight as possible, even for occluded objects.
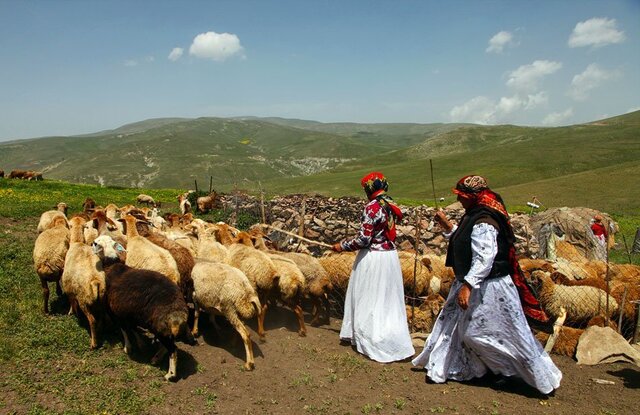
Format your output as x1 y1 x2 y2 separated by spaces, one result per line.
412 175 562 395
331 172 415 363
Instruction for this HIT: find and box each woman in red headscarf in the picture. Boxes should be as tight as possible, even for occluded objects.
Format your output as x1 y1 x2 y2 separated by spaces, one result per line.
332 172 415 363
412 175 562 395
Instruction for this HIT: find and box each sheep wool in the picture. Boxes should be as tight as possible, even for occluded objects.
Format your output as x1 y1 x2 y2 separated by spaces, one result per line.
191 261 261 370
33 215 70 314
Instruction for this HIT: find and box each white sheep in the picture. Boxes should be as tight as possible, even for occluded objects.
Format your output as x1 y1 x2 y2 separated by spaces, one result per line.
267 254 307 337
277 251 333 326
120 214 181 285
217 226 280 341
36 202 68 233
191 260 261 370
531 270 618 325
33 215 70 314
61 216 106 349
187 222 229 262
136 194 156 207
178 193 192 215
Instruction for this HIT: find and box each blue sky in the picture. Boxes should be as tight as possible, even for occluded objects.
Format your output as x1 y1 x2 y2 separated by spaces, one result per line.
0 0 638 141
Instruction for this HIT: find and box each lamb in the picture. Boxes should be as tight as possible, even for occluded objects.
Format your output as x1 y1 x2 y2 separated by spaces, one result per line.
178 193 192 215
216 225 280 341
318 251 357 292
186 222 229 262
397 251 433 297
191 260 261 370
196 192 217 214
33 216 70 314
82 197 96 215
136 194 157 207
90 209 127 247
119 214 181 285
36 202 68 233
266 253 307 337
420 254 454 297
277 251 334 326
246 226 333 326
530 270 619 325
405 293 445 334
534 316 618 358
91 235 194 381
61 216 106 350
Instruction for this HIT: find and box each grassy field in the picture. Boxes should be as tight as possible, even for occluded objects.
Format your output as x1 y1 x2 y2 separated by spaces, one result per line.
0 178 638 414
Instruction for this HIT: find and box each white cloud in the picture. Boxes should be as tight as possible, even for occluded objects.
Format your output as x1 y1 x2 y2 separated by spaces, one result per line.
189 31 244 61
568 17 625 48
542 108 574 126
486 31 515 54
451 92 549 125
627 106 640 113
524 91 548 109
450 96 497 124
145 56 155 62
168 47 184 61
124 60 138 67
506 60 562 92
568 63 620 101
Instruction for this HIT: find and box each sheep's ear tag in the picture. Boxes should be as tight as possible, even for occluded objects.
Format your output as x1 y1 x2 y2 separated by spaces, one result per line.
115 243 126 252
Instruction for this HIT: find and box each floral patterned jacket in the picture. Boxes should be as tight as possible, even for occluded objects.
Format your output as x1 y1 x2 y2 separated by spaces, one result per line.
340 198 396 251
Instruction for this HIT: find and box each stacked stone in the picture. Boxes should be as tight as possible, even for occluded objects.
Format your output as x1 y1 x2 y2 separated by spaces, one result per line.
214 192 537 257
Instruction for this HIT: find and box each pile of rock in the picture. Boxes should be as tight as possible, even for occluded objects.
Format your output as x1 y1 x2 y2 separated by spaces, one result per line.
215 192 540 257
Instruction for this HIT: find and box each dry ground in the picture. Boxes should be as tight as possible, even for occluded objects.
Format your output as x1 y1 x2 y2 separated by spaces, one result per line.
4 307 638 415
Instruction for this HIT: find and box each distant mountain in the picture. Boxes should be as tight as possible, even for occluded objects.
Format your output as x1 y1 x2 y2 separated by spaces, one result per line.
259 111 640 214
1 112 638 214
0 117 391 188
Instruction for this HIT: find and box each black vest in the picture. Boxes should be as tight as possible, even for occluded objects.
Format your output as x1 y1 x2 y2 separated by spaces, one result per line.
445 206 511 281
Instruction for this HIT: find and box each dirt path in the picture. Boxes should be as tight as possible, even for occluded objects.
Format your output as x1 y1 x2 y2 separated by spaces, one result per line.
140 309 638 415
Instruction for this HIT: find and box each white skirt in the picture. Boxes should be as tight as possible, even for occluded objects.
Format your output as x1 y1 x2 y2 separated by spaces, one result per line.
412 277 562 394
340 249 415 363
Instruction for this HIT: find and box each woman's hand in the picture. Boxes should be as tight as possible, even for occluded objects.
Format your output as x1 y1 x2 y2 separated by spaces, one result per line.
434 210 453 232
331 242 343 252
457 283 471 310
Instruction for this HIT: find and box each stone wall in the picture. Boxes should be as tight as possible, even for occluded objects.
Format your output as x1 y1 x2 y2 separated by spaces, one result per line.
217 192 539 257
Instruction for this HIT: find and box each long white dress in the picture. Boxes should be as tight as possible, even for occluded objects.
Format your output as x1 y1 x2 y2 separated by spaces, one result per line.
411 223 562 394
340 249 415 363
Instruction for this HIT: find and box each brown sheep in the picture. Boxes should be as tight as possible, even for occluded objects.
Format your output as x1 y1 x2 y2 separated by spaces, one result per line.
92 235 195 381
196 192 217 213
8 169 28 179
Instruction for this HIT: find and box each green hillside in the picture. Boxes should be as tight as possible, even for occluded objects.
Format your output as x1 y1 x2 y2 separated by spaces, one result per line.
1 111 638 214
0 117 388 189
238 116 465 150
261 111 640 214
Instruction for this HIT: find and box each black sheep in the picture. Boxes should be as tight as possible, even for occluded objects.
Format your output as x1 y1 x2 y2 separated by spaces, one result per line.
92 235 195 381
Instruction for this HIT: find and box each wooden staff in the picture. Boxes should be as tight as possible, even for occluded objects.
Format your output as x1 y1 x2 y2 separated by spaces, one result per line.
259 224 333 248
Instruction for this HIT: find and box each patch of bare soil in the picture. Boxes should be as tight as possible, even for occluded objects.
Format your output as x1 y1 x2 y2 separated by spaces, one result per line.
132 307 639 415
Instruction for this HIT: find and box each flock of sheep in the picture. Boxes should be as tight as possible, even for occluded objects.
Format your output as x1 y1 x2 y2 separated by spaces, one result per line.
32 196 336 380
31 195 640 381
1 168 43 180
